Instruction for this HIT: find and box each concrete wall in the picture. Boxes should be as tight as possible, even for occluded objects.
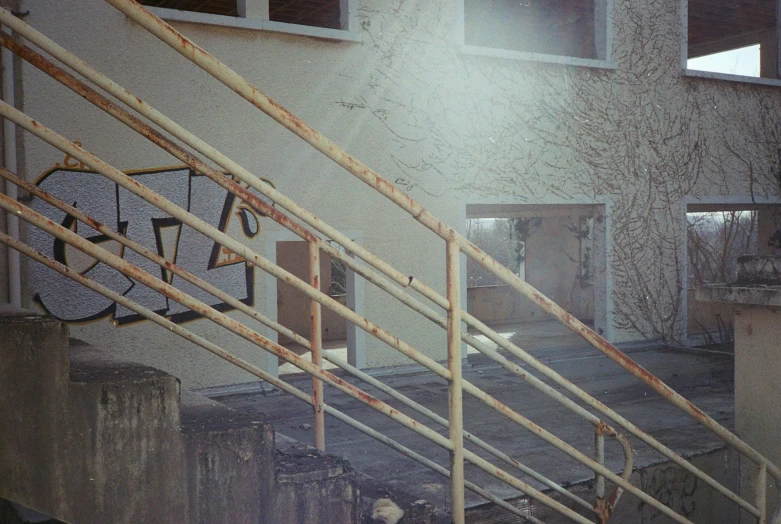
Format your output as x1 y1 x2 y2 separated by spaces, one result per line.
734 306 781 517
467 285 537 324
466 448 740 523
525 215 594 322
686 290 733 335
8 0 781 387
0 313 273 523
276 240 347 342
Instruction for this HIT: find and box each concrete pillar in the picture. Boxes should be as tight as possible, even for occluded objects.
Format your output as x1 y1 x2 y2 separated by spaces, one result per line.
237 0 268 19
757 206 781 256
760 30 778 79
697 255 781 518
593 0 607 60
346 253 365 369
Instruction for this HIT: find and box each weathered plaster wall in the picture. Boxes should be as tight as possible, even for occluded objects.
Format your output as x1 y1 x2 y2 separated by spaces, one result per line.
467 213 596 325
13 0 781 386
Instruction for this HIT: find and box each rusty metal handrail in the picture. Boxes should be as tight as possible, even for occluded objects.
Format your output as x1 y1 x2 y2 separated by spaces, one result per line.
88 0 781 517
0 164 600 515
0 19 638 514
0 28 737 518
95 0 780 481
0 105 680 522
0 231 547 524
0 185 598 524
1 3 778 522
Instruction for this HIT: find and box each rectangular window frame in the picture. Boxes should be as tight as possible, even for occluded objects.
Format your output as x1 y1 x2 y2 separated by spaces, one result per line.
458 0 617 70
144 0 361 42
682 0 781 87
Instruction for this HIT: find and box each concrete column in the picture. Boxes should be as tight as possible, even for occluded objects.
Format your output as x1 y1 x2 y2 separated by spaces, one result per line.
593 0 607 60
697 256 781 518
237 0 268 19
339 0 351 30
757 206 781 256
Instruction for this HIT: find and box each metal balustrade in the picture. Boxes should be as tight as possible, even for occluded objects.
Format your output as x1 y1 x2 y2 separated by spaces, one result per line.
0 3 779 522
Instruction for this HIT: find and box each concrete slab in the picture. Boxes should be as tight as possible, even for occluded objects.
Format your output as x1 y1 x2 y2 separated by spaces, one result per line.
215 342 735 520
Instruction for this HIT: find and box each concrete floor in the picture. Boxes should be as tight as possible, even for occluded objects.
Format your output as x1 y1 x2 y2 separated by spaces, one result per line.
215 320 735 518
277 319 598 375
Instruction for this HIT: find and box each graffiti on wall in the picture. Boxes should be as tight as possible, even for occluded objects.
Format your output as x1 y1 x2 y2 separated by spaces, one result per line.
29 164 272 325
637 465 698 521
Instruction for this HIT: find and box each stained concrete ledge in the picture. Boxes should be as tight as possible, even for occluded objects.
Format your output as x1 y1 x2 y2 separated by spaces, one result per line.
697 255 781 306
737 255 781 284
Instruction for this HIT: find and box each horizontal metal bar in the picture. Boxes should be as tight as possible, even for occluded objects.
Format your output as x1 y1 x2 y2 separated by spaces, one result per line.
0 94 638 520
95 0 781 490
1 102 641 519
0 25 625 499
5 101 679 520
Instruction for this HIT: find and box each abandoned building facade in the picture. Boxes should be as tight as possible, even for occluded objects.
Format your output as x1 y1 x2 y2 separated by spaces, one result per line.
2 0 781 390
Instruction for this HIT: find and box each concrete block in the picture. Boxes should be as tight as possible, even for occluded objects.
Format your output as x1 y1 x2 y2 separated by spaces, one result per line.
1 315 358 523
268 441 361 524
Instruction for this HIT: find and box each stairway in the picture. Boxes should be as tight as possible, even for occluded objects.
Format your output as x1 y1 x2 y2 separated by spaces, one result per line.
0 307 360 523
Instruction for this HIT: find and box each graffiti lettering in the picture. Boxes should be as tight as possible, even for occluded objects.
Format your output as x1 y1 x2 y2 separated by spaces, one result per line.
637 465 698 522
29 166 272 325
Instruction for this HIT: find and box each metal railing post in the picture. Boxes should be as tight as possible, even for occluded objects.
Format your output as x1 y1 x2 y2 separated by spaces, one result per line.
309 240 325 451
447 238 465 524
595 425 607 523
757 463 768 524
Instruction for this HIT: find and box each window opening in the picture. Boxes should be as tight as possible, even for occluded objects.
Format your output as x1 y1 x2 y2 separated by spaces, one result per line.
463 0 608 60
687 0 777 78
270 0 341 29
140 0 239 16
686 209 759 347
687 44 761 77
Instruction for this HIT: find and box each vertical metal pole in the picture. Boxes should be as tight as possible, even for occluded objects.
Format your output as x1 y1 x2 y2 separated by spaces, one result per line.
447 238 465 524
757 463 768 524
776 0 780 79
595 425 607 523
309 240 325 451
2 24 20 308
